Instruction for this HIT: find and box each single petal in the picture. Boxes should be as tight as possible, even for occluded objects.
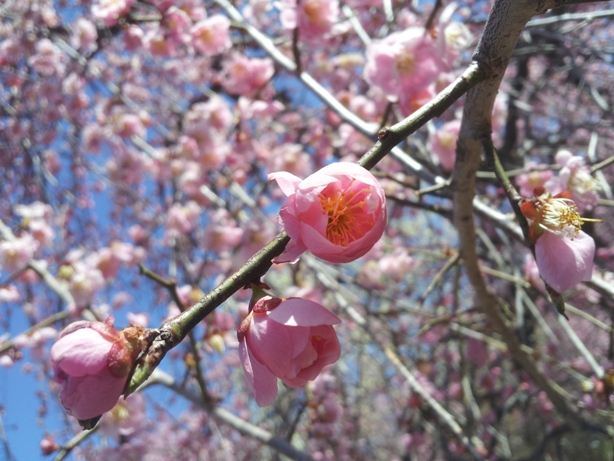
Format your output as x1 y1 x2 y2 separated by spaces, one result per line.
268 171 301 196
239 340 278 407
267 298 341 326
535 230 595 293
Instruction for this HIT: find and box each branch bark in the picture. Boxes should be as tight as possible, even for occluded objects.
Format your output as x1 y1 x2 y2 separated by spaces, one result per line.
453 0 584 426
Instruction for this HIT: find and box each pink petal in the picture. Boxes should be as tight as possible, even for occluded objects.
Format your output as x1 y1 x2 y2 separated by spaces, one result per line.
51 329 112 376
535 230 594 293
239 340 278 407
267 298 341 326
60 368 127 420
247 315 310 378
268 171 301 196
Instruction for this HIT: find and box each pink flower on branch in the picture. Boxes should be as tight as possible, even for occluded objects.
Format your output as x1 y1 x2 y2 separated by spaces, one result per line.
268 162 387 263
520 187 599 293
50 317 146 424
238 296 341 406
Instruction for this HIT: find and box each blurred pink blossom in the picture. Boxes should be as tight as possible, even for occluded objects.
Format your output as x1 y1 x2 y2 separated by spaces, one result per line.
279 0 340 43
69 263 106 307
71 18 98 53
515 162 553 198
237 296 341 406
50 317 146 421
92 0 136 26
27 39 66 77
191 15 231 56
427 119 461 171
202 210 244 253
364 28 444 98
544 150 600 212
40 435 59 455
222 54 274 96
269 162 387 263
0 235 38 275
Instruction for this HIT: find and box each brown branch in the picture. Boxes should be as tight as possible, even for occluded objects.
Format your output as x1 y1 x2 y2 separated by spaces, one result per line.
453 0 584 426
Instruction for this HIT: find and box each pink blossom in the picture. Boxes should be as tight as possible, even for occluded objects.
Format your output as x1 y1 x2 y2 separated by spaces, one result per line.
71 18 98 54
100 393 147 442
202 210 244 253
92 0 136 27
435 3 473 66
427 119 461 170
237 296 341 406
164 6 193 44
266 143 312 178
544 150 600 212
40 435 59 455
515 162 553 198
0 285 20 303
165 201 201 239
279 0 340 43
0 235 38 275
520 188 597 293
27 39 66 77
535 231 594 293
364 27 444 98
269 162 387 263
69 264 106 307
191 15 231 56
50 317 145 421
221 54 275 96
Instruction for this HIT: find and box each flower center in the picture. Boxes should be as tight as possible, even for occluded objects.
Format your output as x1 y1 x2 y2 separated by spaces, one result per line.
537 197 584 238
569 169 600 195
396 54 416 75
319 179 375 246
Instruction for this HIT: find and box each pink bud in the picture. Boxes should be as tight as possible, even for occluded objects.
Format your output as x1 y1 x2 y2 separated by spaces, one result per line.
238 297 341 406
269 162 387 263
50 317 146 421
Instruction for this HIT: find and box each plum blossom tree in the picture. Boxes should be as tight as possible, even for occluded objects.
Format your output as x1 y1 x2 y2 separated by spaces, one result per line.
2 0 614 460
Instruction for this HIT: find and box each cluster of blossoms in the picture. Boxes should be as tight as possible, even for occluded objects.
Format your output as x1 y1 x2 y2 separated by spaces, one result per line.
364 4 472 116
51 163 386 418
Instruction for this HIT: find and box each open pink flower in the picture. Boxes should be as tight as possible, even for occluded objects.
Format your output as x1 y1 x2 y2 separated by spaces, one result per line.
520 187 598 293
51 317 145 422
268 162 387 263
237 296 341 407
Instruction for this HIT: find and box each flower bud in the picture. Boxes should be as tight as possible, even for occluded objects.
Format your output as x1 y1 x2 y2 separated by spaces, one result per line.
50 316 147 424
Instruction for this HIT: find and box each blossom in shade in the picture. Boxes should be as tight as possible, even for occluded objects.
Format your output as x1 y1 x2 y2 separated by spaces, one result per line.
544 150 600 212
237 296 341 406
515 162 553 198
50 317 146 422
427 119 461 171
268 162 387 263
520 187 598 293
